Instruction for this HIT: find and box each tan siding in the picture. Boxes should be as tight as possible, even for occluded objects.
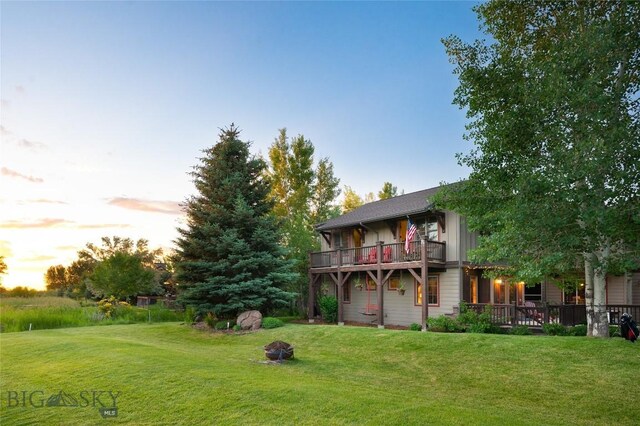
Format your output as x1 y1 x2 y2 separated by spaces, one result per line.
607 276 627 305
342 268 461 326
443 211 459 262
632 273 640 305
545 282 563 304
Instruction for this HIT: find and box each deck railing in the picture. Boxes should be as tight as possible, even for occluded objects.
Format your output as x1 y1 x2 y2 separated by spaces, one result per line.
466 303 640 327
309 240 446 268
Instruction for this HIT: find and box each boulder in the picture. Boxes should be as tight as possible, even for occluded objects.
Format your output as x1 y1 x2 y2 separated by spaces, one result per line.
237 310 262 330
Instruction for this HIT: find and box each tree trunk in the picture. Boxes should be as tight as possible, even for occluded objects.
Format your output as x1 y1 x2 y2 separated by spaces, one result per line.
592 268 609 338
584 254 595 336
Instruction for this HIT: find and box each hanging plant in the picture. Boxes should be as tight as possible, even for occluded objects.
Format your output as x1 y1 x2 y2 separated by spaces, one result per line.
354 272 364 290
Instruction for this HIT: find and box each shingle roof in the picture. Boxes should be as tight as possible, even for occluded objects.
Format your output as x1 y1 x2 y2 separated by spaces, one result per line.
315 185 443 231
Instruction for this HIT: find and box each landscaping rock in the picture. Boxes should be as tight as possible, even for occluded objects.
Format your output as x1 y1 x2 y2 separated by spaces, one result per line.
237 310 262 330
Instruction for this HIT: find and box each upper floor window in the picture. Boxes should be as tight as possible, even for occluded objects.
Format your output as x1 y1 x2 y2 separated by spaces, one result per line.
332 230 350 248
426 220 438 241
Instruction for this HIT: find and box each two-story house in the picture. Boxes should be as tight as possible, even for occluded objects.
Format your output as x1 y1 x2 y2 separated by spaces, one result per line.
307 185 640 329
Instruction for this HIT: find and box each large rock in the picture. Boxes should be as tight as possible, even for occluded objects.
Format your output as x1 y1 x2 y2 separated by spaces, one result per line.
237 310 262 331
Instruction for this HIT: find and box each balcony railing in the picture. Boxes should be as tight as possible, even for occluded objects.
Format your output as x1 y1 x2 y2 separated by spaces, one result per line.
310 240 446 268
466 303 640 327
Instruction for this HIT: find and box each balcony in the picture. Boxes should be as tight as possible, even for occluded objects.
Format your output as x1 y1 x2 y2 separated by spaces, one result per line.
309 240 446 269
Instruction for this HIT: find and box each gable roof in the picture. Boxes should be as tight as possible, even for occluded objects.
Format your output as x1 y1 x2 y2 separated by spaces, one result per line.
315 185 443 231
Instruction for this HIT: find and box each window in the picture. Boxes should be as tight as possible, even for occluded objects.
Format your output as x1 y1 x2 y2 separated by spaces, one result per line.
332 230 350 249
470 276 478 304
426 220 438 241
343 282 351 303
388 276 400 290
415 275 439 305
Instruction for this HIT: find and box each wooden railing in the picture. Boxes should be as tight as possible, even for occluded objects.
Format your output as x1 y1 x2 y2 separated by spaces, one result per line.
467 303 640 327
309 240 446 268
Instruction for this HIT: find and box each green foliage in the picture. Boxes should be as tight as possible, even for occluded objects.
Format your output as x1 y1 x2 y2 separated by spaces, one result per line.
428 315 463 333
610 326 621 338
232 324 242 332
97 296 132 319
318 295 338 323
510 325 533 336
0 296 181 332
378 182 399 200
342 185 364 213
408 323 422 331
88 252 156 299
262 317 284 329
542 323 568 336
438 1 640 337
265 129 341 313
184 306 197 324
456 303 495 334
0 286 38 298
204 312 217 328
569 324 588 336
175 125 297 318
214 321 231 330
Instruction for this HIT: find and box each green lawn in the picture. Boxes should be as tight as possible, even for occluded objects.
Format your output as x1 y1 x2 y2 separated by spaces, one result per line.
1 323 637 425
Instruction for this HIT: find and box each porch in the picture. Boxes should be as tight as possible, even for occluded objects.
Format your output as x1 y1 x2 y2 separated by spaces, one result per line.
308 239 445 330
467 303 640 328
309 240 446 271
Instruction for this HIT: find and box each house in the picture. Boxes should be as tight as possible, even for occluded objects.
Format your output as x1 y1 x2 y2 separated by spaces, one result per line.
307 185 640 329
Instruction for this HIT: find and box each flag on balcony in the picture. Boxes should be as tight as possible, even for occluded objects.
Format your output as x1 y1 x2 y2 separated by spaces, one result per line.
405 218 418 253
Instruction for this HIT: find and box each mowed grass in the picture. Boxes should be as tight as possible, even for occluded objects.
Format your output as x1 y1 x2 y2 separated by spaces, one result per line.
1 323 638 426
0 296 182 333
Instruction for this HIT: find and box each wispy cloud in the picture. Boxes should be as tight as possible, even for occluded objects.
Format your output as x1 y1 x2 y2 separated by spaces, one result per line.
76 223 132 229
1 167 44 183
107 197 183 215
17 138 47 150
15 85 25 94
21 255 57 262
0 240 12 257
28 199 68 205
55 245 78 251
0 219 71 229
0 125 11 136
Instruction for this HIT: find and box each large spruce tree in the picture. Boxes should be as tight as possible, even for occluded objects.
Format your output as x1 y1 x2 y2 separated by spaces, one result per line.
175 125 297 318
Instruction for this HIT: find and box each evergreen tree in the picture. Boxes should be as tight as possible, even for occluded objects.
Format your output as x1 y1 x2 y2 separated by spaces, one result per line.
175 125 297 318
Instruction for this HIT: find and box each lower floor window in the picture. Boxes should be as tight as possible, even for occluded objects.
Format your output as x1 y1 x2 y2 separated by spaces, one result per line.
415 275 438 306
343 281 351 303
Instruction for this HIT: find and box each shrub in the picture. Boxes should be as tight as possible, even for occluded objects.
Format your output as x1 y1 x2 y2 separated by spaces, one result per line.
319 296 338 323
97 296 131 319
428 315 463 333
510 325 532 335
457 304 495 333
543 323 567 336
409 323 422 331
609 325 621 338
204 313 217 328
214 320 231 330
184 306 197 324
232 324 242 332
262 317 284 329
568 324 587 336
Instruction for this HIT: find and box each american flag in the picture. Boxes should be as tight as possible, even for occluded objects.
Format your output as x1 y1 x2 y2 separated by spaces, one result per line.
405 218 418 253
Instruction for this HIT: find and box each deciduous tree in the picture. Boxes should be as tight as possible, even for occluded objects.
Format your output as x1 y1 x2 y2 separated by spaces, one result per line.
88 252 156 299
342 186 364 213
378 182 398 200
439 1 640 337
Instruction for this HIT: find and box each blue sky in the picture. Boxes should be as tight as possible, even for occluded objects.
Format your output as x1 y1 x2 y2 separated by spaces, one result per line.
1 1 483 288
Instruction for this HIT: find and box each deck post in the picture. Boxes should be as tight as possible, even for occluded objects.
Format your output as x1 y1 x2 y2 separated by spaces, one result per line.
512 302 517 326
376 241 384 329
337 249 344 325
421 237 429 331
308 255 315 323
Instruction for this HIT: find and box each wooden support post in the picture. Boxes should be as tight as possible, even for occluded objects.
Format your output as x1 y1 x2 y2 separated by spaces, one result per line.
512 303 517 326
337 249 344 325
421 237 429 331
376 241 384 328
308 257 315 323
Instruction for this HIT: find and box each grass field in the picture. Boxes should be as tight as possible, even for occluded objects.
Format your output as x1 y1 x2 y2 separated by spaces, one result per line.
0 296 182 333
1 323 638 425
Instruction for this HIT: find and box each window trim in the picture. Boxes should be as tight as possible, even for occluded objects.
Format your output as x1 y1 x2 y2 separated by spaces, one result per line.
414 275 439 307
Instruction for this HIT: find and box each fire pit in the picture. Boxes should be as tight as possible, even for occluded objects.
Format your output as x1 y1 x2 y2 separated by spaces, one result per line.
264 340 294 361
